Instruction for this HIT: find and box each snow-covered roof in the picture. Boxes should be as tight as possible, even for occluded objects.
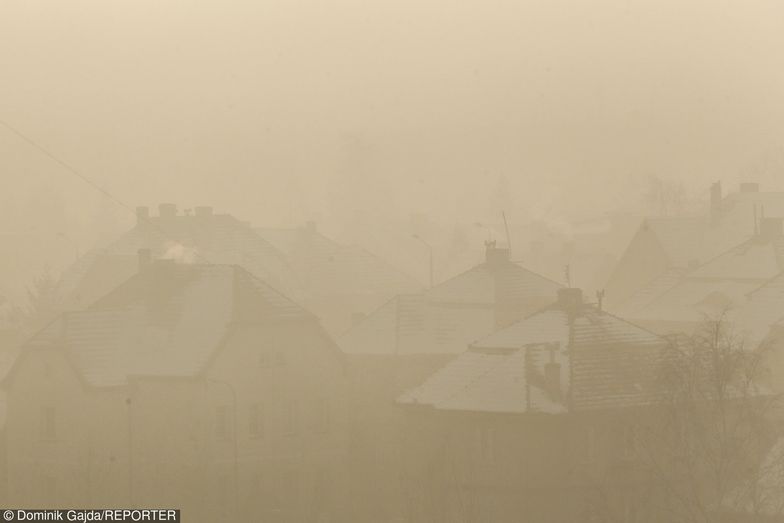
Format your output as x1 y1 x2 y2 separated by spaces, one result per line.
400 302 665 414
58 211 304 309
339 258 562 355
255 226 422 298
24 262 310 387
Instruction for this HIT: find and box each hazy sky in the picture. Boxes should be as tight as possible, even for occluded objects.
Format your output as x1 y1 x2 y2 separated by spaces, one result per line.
2 0 784 230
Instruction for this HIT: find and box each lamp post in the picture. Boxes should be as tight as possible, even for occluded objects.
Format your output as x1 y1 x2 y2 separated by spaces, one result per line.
208 378 239 518
412 234 434 289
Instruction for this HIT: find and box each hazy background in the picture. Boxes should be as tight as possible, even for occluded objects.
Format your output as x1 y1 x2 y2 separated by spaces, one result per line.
2 0 784 236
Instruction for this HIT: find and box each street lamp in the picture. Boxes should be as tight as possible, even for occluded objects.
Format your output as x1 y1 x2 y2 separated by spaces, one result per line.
412 234 434 289
208 378 240 518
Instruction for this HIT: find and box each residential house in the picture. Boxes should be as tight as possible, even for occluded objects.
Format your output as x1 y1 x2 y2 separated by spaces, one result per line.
256 222 422 335
605 182 784 311
56 204 303 312
619 217 784 336
339 241 562 522
4 253 349 522
397 288 669 523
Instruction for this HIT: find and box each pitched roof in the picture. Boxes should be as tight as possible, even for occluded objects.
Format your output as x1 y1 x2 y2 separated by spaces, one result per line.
400 302 665 414
255 226 422 297
339 258 562 355
622 235 784 325
25 262 310 387
58 211 303 309
426 261 562 305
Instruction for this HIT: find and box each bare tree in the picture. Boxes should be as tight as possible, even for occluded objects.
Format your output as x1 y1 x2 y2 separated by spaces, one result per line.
639 312 783 523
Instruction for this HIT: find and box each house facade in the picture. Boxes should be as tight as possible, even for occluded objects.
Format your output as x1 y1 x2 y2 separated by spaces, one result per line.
398 288 672 523
339 242 563 522
4 255 349 522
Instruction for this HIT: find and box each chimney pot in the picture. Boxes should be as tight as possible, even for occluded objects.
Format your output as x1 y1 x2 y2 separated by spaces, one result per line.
158 203 177 219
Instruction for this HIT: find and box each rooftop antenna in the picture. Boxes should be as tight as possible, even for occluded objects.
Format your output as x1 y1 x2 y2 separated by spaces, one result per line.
502 211 512 257
564 265 572 288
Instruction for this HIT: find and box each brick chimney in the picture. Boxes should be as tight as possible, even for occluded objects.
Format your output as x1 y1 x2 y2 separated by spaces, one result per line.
759 217 783 241
485 240 510 268
158 203 177 219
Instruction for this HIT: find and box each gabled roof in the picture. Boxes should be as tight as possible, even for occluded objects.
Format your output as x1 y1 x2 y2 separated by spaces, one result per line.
255 226 422 297
644 217 712 267
616 267 690 315
338 257 562 355
400 302 665 414
24 263 310 387
58 211 303 309
426 261 562 305
623 235 784 325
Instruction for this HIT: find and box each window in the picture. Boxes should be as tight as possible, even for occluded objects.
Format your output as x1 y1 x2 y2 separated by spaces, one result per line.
275 351 287 366
249 403 264 438
215 405 229 440
40 407 56 440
